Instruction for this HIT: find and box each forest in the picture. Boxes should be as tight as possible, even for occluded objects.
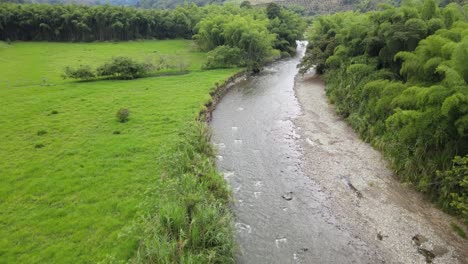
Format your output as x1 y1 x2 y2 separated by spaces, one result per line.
0 3 206 41
0 0 224 8
300 0 468 220
0 2 304 70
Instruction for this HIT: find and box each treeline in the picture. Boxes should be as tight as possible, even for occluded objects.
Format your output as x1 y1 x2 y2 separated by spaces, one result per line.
0 2 304 70
0 3 304 68
137 0 224 9
0 3 206 41
300 0 468 219
0 0 225 9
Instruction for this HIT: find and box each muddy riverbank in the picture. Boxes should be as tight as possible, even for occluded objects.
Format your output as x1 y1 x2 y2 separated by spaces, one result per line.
294 72 467 264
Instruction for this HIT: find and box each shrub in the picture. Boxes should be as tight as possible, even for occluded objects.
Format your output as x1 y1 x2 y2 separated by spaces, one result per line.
116 108 130 123
62 65 96 80
450 222 466 238
37 130 47 136
436 155 468 220
96 57 153 80
203 46 245 69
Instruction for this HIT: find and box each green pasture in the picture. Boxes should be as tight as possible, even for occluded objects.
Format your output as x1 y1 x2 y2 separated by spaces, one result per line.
0 40 239 263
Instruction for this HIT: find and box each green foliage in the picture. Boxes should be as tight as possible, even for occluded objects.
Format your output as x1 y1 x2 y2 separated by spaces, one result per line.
436 156 468 220
1 3 304 72
268 6 306 54
194 4 303 71
266 3 281 19
137 0 224 9
203 45 245 69
62 65 95 80
96 57 153 80
63 57 154 81
194 10 276 71
134 123 234 263
36 130 47 136
116 108 130 123
450 222 467 238
240 0 251 8
300 1 468 217
0 3 204 41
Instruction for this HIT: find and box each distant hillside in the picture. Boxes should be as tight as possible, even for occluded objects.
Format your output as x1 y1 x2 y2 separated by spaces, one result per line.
228 0 345 14
0 0 225 8
1 0 400 12
137 0 224 9
229 0 397 15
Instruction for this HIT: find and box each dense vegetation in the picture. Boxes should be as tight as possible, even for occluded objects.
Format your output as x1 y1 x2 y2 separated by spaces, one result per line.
232 0 377 15
300 0 468 220
0 40 240 263
137 0 224 9
0 3 202 41
0 2 304 70
0 0 225 8
195 3 305 70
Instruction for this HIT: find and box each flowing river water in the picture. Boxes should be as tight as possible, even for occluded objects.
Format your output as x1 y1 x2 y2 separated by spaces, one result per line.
210 42 467 264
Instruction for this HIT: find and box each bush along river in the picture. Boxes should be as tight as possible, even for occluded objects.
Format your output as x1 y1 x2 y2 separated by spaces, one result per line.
210 41 467 264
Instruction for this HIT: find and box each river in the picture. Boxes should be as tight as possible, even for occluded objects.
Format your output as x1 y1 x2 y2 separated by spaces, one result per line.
210 42 467 264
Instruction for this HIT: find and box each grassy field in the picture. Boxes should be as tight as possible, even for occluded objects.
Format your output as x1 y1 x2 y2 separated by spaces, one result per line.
0 40 239 263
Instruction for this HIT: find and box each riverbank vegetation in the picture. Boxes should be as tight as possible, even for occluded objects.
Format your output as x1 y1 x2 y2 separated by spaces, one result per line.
300 0 468 221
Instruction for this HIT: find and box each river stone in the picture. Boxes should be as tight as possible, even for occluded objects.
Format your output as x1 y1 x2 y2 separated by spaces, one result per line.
282 192 293 201
417 247 435 263
412 234 428 246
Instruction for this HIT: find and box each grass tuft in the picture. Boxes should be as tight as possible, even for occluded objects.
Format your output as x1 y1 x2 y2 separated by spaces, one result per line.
116 108 130 123
36 130 47 136
450 222 467 239
34 143 45 149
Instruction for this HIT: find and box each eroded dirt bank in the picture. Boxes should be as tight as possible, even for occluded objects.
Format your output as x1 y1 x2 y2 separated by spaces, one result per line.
294 72 468 264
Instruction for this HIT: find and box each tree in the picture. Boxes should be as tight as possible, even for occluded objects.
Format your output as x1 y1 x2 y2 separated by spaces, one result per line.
266 3 281 19
240 1 251 9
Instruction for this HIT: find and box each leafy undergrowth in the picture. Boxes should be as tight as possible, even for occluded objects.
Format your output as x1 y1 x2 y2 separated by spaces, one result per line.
0 40 240 262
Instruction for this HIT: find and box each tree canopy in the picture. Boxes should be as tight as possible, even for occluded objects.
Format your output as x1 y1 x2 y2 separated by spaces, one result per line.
0 3 206 41
194 3 305 71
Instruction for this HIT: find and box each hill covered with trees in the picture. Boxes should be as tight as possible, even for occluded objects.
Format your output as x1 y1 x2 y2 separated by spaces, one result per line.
0 0 225 8
0 0 395 13
300 0 468 220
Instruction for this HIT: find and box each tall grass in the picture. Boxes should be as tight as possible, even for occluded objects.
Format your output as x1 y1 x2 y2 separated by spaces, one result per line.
131 123 234 263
